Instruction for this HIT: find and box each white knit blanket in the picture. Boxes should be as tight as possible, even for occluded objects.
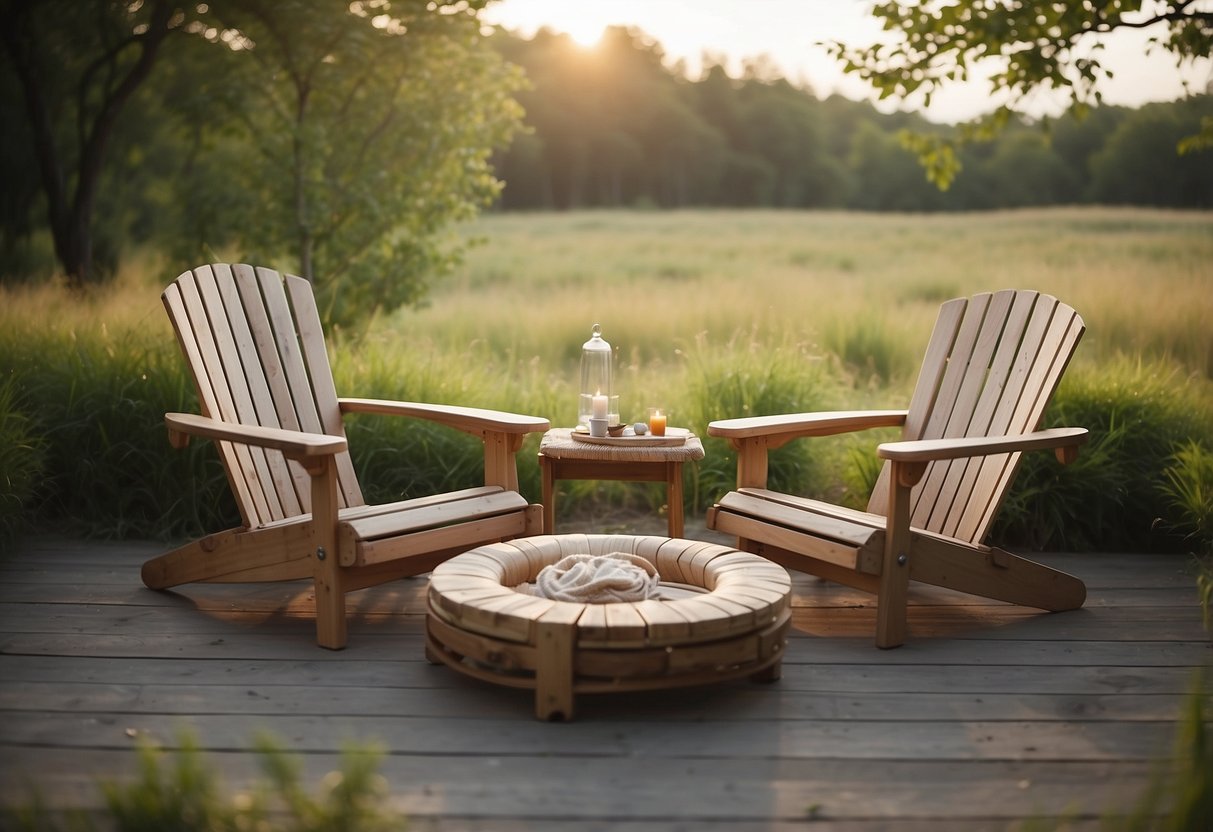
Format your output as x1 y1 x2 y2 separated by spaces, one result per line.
523 553 661 603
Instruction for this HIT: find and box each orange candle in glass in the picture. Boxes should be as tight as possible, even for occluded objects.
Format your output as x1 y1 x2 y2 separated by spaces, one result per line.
648 408 667 436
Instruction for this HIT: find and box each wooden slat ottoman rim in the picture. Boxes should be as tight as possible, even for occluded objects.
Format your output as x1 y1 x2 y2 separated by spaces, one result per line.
426 533 793 719
427 534 791 647
424 606 792 687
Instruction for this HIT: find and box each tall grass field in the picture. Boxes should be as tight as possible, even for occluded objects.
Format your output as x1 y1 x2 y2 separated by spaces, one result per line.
2 207 1211 552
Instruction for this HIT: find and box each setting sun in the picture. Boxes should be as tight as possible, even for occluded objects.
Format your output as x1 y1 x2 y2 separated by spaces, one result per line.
564 18 605 48
483 0 1213 125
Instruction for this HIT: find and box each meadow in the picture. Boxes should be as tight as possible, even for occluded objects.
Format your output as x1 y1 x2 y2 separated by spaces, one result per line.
3 207 1212 552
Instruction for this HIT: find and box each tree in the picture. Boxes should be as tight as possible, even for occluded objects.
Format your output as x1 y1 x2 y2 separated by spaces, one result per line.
828 1 1213 187
0 0 181 286
1090 98 1213 206
176 0 525 325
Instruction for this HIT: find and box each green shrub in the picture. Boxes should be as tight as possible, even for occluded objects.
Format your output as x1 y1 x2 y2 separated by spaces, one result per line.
1161 441 1213 555
1159 442 1213 628
331 329 559 506
682 331 845 512
3 326 237 541
0 375 46 552
994 360 1213 551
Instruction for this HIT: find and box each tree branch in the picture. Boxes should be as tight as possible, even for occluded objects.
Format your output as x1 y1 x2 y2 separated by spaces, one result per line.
71 0 176 238
1080 4 1212 35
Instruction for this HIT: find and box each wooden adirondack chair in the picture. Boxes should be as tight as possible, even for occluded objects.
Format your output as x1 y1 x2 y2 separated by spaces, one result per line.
142 264 550 649
706 290 1088 648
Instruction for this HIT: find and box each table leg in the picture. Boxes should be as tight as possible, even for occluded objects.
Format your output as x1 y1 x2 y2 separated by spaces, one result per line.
540 454 556 534
667 461 684 538
535 611 578 721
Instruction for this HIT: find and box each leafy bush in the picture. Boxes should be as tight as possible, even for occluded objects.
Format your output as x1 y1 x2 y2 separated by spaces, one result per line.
1161 441 1213 556
3 326 237 540
682 330 846 512
0 374 45 551
1159 441 1213 628
994 360 1213 551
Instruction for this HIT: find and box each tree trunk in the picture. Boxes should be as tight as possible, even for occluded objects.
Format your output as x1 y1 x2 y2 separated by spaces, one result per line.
0 0 174 286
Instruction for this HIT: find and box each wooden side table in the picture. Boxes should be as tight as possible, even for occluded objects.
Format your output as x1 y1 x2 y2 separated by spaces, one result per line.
538 428 706 537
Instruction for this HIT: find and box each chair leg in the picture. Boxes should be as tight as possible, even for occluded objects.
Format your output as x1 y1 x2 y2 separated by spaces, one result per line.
141 527 311 588
875 469 913 649
308 458 347 650
912 546 1087 611
874 562 910 648
312 551 348 650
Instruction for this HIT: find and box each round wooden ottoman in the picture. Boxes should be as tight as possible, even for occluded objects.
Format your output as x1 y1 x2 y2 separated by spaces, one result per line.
425 534 792 720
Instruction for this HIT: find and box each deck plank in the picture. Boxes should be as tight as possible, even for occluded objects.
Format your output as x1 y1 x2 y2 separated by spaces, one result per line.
0 536 1209 828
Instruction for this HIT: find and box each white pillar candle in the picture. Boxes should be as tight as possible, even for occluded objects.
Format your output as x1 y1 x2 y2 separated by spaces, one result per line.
592 392 608 419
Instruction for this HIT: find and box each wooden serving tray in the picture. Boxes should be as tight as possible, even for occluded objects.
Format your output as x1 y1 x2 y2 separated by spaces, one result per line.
571 427 690 447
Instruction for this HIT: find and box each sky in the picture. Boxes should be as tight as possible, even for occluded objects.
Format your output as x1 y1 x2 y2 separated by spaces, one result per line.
482 0 1213 124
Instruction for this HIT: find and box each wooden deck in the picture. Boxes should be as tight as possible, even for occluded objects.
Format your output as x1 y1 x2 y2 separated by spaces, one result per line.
1 532 1209 830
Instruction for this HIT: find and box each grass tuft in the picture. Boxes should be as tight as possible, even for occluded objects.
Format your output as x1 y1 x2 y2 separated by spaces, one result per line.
7 731 405 831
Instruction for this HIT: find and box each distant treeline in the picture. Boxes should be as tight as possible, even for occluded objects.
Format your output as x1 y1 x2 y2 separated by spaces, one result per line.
490 27 1213 211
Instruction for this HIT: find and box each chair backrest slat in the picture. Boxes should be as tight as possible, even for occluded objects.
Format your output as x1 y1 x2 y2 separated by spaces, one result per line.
928 290 1038 536
866 297 967 517
230 265 311 513
865 290 1084 546
282 272 363 508
164 279 258 528
196 265 289 523
962 300 1083 542
214 265 303 518
232 265 303 433
163 264 365 530
908 291 1005 527
168 268 274 526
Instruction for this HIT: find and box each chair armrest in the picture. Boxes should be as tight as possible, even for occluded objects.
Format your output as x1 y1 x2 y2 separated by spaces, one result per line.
339 398 549 492
709 409 908 444
338 398 549 437
877 427 1088 463
709 410 908 489
165 413 348 461
876 427 1087 489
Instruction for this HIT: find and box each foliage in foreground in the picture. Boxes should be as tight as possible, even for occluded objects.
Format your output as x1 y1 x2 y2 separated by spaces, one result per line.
1016 676 1213 832
6 733 403 832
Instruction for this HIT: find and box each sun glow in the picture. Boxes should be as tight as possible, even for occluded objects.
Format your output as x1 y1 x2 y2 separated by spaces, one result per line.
564 19 605 48
483 0 626 50
482 0 1212 125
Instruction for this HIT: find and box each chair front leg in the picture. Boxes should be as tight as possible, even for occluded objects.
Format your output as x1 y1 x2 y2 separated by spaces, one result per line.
732 437 771 490
874 460 923 649
483 431 524 492
305 455 347 650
